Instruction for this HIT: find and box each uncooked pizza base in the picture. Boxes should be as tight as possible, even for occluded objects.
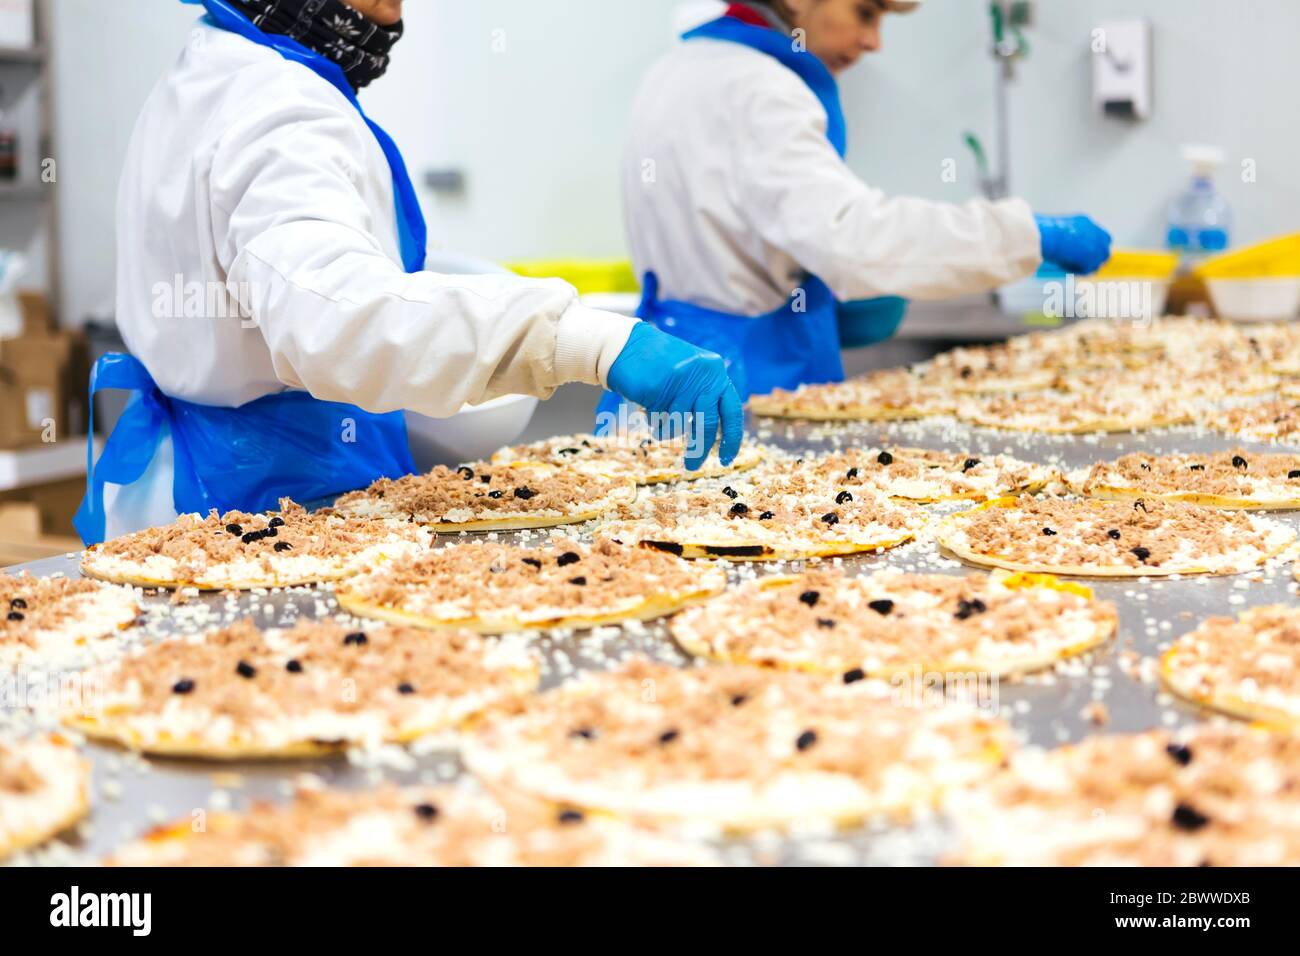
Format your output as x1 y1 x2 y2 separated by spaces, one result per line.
944 727 1300 866
1056 366 1279 401
671 568 1116 678
0 573 139 667
334 462 637 531
1160 605 1300 728
802 447 1055 502
602 475 928 562
106 785 717 867
490 433 766 485
0 735 90 861
1066 450 1300 510
1203 399 1300 445
955 390 1194 434
462 659 1011 831
63 620 539 759
749 369 955 421
336 537 727 634
80 499 429 590
937 496 1296 577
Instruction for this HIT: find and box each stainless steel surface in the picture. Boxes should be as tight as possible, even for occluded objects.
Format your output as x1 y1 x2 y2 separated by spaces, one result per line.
6 414 1297 866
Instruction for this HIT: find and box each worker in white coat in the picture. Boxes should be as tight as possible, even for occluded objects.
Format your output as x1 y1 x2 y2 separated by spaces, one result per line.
605 0 1111 409
75 0 743 544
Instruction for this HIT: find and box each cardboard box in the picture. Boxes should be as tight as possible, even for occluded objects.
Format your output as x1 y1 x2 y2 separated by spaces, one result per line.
0 326 89 450
0 501 81 568
0 474 84 536
18 289 51 335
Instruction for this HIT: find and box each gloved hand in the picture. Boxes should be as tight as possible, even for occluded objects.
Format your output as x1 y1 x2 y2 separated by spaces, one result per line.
605 323 744 471
1035 214 1113 275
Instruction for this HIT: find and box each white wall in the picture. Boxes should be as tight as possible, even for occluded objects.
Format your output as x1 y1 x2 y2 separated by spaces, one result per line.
364 0 676 264
45 0 1300 326
50 0 196 326
848 0 1300 249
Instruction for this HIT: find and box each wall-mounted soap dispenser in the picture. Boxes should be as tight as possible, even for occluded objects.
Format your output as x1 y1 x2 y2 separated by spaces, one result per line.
1092 18 1152 120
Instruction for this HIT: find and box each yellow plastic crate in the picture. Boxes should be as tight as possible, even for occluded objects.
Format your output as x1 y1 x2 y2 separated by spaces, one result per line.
1092 249 1178 280
504 259 640 295
1194 233 1300 280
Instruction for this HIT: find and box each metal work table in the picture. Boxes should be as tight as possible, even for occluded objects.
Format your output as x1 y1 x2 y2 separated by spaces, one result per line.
585 291 1037 344
5 411 1295 867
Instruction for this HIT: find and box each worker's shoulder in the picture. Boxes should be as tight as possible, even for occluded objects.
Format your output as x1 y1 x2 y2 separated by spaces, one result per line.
172 21 355 123
645 40 823 113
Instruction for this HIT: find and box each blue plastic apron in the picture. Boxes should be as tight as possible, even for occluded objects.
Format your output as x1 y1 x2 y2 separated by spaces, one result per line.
73 0 422 545
595 14 904 423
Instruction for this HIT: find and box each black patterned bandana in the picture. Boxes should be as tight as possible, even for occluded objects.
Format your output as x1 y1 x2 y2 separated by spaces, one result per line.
228 0 403 90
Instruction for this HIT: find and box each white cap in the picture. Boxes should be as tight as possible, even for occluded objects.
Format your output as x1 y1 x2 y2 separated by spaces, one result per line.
1181 144 1225 177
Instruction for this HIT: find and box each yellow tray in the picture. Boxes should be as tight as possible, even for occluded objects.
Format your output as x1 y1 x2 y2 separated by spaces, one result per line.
1194 233 1300 280
505 259 640 295
1090 249 1178 281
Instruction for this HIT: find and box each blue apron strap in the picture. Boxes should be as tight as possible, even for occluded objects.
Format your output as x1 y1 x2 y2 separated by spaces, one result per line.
636 271 661 318
683 15 847 158
72 354 173 545
188 0 427 272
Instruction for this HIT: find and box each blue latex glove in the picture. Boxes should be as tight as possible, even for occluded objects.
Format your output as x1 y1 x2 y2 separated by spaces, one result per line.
605 323 744 471
1035 214 1113 275
836 296 908 349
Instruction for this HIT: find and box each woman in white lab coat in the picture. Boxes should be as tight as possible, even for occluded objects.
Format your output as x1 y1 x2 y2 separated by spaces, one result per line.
611 0 1111 404
75 0 743 543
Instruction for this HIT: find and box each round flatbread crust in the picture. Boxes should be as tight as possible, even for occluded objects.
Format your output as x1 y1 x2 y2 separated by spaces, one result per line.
936 500 1295 578
1062 479 1300 511
671 572 1116 679
1159 634 1300 730
336 586 725 635
0 737 90 860
640 529 919 562
63 664 539 761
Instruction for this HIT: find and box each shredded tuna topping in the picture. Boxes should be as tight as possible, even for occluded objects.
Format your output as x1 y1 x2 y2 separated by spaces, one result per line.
82 498 428 588
1070 449 1300 504
492 433 765 484
1162 605 1300 723
1211 399 1300 444
0 745 42 794
69 619 536 752
465 659 1009 824
672 568 1115 677
751 368 955 420
339 536 724 629
945 727 1300 866
0 735 88 858
603 470 926 558
334 463 634 525
941 495 1294 574
107 785 716 867
956 387 1195 433
801 447 1053 501
0 572 137 656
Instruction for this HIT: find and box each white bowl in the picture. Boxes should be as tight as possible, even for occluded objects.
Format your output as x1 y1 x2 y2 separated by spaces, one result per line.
998 276 1170 321
1071 278 1170 321
996 276 1054 316
1207 277 1300 323
404 394 539 471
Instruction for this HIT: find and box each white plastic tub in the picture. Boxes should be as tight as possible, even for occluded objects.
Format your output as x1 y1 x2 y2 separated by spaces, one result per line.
404 394 539 471
1206 277 1300 323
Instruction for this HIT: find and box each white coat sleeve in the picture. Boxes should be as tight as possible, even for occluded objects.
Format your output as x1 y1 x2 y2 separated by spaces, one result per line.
207 92 636 418
735 83 1042 301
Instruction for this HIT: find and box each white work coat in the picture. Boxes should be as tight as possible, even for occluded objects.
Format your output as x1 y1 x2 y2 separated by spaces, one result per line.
622 37 1043 316
105 20 635 536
